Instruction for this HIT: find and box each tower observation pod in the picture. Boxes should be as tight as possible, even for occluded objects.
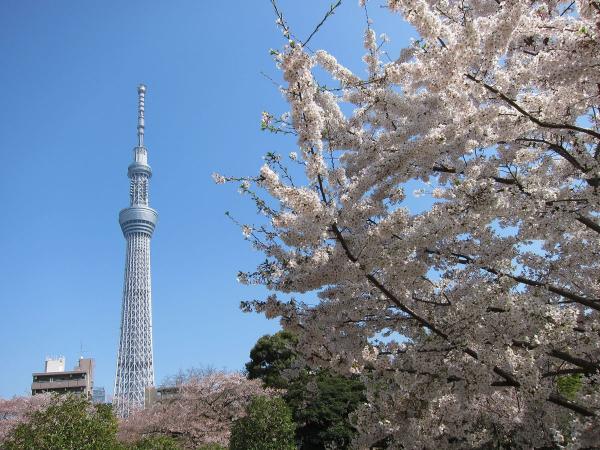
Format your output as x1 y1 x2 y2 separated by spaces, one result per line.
113 84 157 418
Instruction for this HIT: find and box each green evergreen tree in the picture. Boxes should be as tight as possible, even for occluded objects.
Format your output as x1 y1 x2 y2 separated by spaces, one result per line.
3 394 121 450
246 331 365 449
130 435 182 450
229 397 296 450
246 331 298 389
286 371 365 449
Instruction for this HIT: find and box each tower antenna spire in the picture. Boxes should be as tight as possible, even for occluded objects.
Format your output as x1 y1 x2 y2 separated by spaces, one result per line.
137 84 146 147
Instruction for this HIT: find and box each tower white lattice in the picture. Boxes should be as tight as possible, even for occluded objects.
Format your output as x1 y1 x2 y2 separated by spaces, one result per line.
113 84 157 418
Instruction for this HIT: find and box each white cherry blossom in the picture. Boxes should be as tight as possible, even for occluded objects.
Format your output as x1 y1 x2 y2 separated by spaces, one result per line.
219 1 600 447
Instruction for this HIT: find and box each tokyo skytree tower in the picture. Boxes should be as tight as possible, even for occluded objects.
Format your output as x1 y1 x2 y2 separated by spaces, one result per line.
114 84 158 418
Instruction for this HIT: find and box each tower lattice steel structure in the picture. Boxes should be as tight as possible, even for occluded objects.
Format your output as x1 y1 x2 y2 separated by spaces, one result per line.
114 84 157 418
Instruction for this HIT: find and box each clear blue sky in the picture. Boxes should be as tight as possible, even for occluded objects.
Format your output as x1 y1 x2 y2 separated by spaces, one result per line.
0 1 416 399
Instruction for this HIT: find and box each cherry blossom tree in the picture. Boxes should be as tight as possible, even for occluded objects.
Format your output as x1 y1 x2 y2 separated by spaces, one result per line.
217 0 600 447
0 394 51 444
119 370 280 449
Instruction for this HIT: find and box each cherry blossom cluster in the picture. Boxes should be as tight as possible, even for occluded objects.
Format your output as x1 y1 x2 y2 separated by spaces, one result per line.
0 394 51 443
119 370 280 448
219 0 600 447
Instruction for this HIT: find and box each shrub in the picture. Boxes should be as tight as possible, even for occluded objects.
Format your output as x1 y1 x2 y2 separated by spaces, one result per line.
2 394 120 450
229 396 295 450
196 444 227 450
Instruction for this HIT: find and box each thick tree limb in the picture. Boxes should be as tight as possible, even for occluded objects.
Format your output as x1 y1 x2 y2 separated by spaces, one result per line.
433 165 600 236
425 248 600 312
576 214 600 235
515 138 588 173
465 74 600 141
549 349 600 374
548 393 596 417
543 368 589 378
331 223 449 339
432 165 516 185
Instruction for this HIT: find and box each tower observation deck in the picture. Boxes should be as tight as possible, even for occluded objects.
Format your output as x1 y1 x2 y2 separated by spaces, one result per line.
114 85 157 418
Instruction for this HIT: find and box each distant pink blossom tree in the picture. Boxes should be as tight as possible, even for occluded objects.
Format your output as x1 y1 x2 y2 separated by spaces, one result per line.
119 369 280 448
0 394 51 443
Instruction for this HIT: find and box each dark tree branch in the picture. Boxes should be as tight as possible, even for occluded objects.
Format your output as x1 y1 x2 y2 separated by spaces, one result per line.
515 137 588 173
432 165 516 185
576 214 600 235
543 368 589 378
303 1 342 47
549 349 600 373
435 165 600 236
465 74 600 141
548 393 596 417
425 248 600 311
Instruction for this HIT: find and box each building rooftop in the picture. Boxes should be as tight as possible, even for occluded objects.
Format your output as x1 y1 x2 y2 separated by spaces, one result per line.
31 357 94 398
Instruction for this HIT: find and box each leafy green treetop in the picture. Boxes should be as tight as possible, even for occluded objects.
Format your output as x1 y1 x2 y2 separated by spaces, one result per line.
2 394 120 450
246 331 298 389
286 371 365 450
195 444 227 450
229 396 296 450
128 435 183 450
246 331 365 449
